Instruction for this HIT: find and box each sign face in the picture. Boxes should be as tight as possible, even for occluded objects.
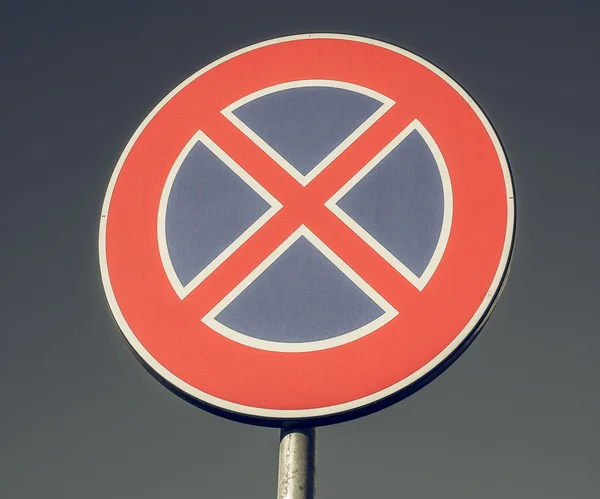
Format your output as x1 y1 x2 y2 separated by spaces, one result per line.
99 34 515 425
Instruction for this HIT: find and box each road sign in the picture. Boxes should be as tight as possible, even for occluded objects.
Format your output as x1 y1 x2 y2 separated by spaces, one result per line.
99 34 515 425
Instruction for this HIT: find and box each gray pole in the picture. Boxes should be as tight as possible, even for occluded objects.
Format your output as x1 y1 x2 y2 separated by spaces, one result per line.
277 427 317 499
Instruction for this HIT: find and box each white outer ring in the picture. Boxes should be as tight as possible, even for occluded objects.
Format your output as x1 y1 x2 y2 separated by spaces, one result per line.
98 33 515 420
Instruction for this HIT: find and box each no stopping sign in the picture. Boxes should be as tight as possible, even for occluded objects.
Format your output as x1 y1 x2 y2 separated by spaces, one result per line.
99 34 515 425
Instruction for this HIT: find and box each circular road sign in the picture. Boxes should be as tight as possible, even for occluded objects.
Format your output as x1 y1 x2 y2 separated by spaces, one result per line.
99 34 515 426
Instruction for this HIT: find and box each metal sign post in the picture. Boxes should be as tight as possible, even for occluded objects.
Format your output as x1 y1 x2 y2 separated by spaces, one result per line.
278 427 317 499
99 34 515 497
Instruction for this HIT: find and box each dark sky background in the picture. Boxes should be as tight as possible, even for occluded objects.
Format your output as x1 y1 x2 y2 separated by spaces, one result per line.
2 1 599 498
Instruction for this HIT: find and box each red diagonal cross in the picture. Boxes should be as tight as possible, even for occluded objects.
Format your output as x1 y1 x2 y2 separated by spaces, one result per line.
183 104 423 318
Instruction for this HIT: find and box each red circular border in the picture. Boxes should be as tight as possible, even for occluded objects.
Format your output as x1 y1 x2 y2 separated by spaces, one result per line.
102 36 512 415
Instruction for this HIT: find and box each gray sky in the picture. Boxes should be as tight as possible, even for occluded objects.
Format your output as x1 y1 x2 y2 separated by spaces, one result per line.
2 1 599 498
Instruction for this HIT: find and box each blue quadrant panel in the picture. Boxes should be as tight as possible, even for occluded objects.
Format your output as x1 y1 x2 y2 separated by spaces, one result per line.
336 130 444 277
165 140 271 287
232 86 383 177
215 236 385 343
